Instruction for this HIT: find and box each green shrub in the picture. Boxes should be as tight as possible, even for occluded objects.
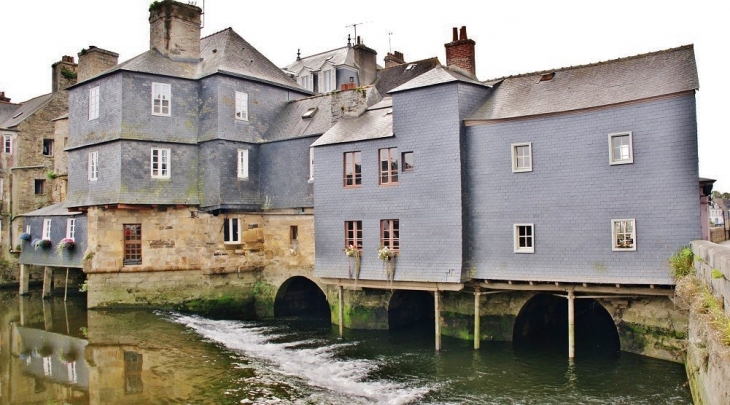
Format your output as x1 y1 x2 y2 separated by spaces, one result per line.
669 246 695 280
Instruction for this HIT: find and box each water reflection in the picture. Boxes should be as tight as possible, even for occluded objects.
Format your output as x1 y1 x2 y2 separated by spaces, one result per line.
0 290 692 404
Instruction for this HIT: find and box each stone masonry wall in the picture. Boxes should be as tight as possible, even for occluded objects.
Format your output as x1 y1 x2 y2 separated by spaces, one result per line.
710 227 726 244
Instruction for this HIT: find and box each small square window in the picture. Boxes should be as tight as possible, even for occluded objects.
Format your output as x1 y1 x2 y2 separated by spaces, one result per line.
237 149 249 179
151 82 171 116
609 132 633 165
512 143 532 173
402 152 414 172
290 225 298 241
343 151 362 187
514 224 534 253
89 86 100 120
34 179 45 195
235 91 248 121
612 219 636 251
3 135 12 154
224 218 240 244
42 139 54 156
150 148 170 178
379 148 399 185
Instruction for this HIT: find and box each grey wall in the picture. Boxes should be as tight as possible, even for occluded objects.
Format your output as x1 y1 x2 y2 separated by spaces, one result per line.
67 74 123 149
199 140 260 210
66 142 122 207
336 67 359 88
465 94 700 285
260 136 316 209
19 215 87 268
314 82 484 283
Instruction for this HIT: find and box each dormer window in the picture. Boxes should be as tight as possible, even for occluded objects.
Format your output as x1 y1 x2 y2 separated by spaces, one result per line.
299 75 312 91
405 63 417 71
302 107 318 119
321 68 336 92
539 72 555 82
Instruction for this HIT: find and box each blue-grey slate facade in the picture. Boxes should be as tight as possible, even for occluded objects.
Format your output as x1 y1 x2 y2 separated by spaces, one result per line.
19 214 87 268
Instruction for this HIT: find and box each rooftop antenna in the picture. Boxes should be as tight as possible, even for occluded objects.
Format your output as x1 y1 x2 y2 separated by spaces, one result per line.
346 22 364 42
188 0 205 28
388 31 393 53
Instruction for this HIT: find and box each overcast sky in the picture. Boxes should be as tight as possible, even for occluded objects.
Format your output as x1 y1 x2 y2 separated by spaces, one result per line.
2 0 728 190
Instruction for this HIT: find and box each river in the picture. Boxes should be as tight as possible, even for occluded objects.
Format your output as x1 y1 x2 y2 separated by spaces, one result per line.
0 291 692 404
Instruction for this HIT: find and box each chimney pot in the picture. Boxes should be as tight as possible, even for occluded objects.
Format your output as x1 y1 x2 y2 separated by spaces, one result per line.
452 27 458 41
445 25 476 77
460 26 467 40
0 91 10 103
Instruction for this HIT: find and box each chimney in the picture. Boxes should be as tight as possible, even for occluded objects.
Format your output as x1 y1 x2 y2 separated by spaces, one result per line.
0 92 10 103
384 51 406 68
149 0 202 61
444 26 476 77
353 36 377 86
77 46 119 82
51 55 78 93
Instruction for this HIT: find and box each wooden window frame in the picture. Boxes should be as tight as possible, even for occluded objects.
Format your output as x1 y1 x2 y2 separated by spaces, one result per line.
34 179 45 195
379 147 399 185
42 139 54 156
124 224 142 265
345 220 363 251
380 219 400 254
343 151 362 188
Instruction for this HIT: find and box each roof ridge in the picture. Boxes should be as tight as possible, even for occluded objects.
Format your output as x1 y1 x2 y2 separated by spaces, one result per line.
483 44 694 83
297 46 349 61
201 27 232 41
17 92 53 105
377 56 441 72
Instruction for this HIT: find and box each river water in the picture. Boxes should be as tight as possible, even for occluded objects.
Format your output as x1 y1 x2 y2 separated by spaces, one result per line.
0 291 692 404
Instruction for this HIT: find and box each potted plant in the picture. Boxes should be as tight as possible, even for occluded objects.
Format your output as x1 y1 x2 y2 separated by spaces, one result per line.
33 238 52 251
56 238 75 256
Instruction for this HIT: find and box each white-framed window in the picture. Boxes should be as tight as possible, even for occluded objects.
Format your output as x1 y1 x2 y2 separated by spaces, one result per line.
308 147 314 181
66 218 76 241
89 86 100 120
612 219 636 251
609 131 633 165
235 91 248 121
25 225 31 234
299 74 312 91
321 68 336 92
88 151 98 181
223 217 240 244
151 148 170 178
3 135 11 154
42 218 52 240
237 149 249 179
511 142 532 173
151 82 171 116
514 223 534 253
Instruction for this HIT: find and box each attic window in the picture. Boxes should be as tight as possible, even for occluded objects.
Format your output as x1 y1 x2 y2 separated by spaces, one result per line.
539 72 555 82
302 107 318 119
11 111 22 119
405 63 417 71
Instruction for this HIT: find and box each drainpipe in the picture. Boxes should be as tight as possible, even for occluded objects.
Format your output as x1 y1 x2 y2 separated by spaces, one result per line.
8 165 46 252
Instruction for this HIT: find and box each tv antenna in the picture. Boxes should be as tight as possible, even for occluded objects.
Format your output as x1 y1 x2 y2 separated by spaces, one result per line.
388 31 393 53
346 22 365 41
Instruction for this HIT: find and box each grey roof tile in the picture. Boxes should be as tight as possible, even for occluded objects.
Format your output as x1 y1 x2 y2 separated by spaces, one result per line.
374 57 441 95
283 46 356 75
0 93 54 129
312 99 393 147
468 45 699 121
389 64 486 93
264 95 334 142
0 102 20 125
19 201 82 217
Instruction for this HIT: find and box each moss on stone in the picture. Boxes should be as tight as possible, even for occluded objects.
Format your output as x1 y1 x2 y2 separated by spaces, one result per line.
176 294 255 319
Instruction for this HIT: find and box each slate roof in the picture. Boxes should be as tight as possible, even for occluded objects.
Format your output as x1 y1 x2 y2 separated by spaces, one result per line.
0 93 54 129
264 95 334 142
0 102 20 125
19 201 82 217
311 97 393 147
374 57 442 95
468 45 698 121
283 46 357 75
389 64 486 94
73 28 306 93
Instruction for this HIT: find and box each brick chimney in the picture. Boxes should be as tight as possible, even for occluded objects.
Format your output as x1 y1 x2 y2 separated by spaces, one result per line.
444 26 476 77
353 36 377 86
51 56 78 93
149 0 202 61
0 92 10 103
77 46 119 82
384 51 405 68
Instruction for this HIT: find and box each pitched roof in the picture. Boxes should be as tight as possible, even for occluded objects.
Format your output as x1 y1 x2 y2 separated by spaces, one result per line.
0 102 20 125
374 57 441 95
389 64 486 93
264 95 334 142
283 46 356 75
311 98 393 147
73 28 306 93
19 201 82 217
468 45 699 121
0 93 54 129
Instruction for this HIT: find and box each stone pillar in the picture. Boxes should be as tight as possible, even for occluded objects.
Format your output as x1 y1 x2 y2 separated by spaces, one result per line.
435 291 442 351
568 290 575 358
42 266 53 298
474 289 481 349
19 264 29 295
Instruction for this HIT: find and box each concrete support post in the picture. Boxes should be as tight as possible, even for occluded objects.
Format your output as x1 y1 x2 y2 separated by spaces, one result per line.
338 285 344 337
435 290 442 351
43 299 53 331
18 295 29 326
474 289 481 349
64 268 69 302
42 267 53 298
19 264 29 295
568 290 575 359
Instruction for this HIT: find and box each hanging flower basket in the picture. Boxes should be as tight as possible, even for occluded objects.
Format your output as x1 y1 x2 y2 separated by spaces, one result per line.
344 245 361 279
56 238 75 256
33 238 52 250
19 232 31 241
378 245 396 281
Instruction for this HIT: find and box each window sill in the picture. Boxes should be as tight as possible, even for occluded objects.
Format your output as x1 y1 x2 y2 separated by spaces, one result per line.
379 183 399 187
514 249 534 254
609 160 633 166
343 185 362 189
512 168 533 173
223 241 242 245
151 113 171 117
612 247 636 252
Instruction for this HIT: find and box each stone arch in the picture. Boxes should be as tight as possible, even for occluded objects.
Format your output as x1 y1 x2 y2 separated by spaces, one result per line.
387 290 434 330
512 293 620 355
273 276 330 320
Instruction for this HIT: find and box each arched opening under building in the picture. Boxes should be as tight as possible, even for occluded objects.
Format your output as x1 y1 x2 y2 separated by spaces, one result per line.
512 293 620 356
388 290 434 330
273 277 330 320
